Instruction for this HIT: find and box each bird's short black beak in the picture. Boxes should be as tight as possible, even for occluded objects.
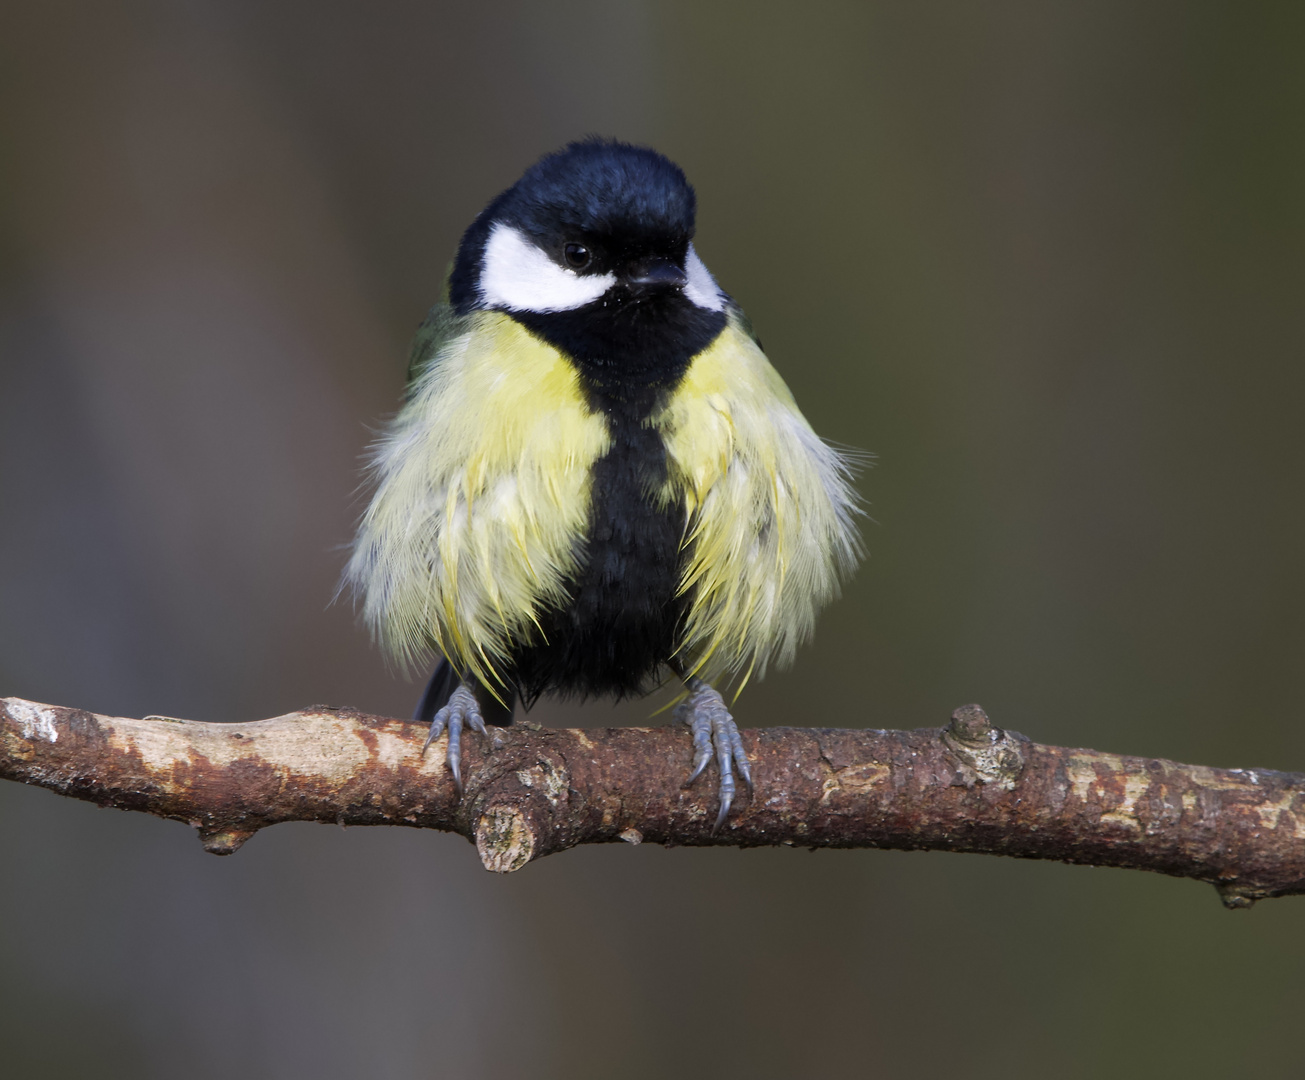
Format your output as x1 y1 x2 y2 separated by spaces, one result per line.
626 258 687 290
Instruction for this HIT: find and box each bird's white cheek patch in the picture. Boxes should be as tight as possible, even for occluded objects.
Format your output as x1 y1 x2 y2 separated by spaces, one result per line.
684 244 726 311
478 223 616 313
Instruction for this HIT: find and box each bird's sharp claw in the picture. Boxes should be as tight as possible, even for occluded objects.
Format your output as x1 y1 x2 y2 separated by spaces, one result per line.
730 729 754 792
421 719 443 755
711 791 733 835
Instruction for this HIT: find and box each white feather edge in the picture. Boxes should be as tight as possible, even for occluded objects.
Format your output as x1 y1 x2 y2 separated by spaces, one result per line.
684 244 726 311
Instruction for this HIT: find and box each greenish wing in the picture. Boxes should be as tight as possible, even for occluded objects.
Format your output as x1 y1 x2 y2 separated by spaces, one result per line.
404 303 469 394
726 301 765 352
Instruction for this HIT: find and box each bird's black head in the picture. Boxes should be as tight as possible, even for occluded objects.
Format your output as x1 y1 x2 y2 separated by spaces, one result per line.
448 139 728 388
495 138 695 258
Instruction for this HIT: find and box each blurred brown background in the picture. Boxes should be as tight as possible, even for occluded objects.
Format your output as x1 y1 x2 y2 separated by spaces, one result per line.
1 2 1302 1077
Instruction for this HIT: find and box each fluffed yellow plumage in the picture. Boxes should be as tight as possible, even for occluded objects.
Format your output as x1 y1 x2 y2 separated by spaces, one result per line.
347 311 609 688
656 314 861 690
348 309 859 696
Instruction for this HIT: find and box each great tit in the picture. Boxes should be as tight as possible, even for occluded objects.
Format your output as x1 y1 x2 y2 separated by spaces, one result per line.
346 139 861 830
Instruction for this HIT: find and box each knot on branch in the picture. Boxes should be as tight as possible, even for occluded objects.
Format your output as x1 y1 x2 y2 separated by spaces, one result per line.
942 704 1026 790
198 827 257 855
1214 881 1261 910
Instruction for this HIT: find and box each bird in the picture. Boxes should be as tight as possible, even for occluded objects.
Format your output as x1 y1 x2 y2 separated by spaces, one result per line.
345 138 862 831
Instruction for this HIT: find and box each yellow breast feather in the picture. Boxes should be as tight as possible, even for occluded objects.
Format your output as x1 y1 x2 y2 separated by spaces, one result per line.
655 315 862 689
345 311 609 689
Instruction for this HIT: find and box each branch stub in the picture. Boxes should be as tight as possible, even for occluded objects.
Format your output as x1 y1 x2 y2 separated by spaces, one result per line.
475 807 537 873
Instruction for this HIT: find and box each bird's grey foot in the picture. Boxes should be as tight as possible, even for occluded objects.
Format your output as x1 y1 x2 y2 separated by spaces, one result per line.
677 678 753 833
422 682 488 793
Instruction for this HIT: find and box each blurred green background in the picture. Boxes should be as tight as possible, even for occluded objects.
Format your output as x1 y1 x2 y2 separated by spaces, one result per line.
1 2 1303 1077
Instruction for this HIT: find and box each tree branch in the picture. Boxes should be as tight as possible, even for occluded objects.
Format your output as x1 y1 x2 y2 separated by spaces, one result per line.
2 696 1301 907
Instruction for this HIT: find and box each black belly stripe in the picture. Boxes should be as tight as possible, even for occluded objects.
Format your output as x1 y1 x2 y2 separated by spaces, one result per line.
505 290 727 702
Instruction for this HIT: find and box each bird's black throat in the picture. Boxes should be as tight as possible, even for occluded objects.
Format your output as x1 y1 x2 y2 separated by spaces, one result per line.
506 291 727 704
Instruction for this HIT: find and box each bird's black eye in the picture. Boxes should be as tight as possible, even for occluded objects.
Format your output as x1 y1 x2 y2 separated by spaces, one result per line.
563 242 591 269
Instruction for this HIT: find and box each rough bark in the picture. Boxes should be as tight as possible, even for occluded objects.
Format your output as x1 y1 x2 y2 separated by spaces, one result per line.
2 696 1302 908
